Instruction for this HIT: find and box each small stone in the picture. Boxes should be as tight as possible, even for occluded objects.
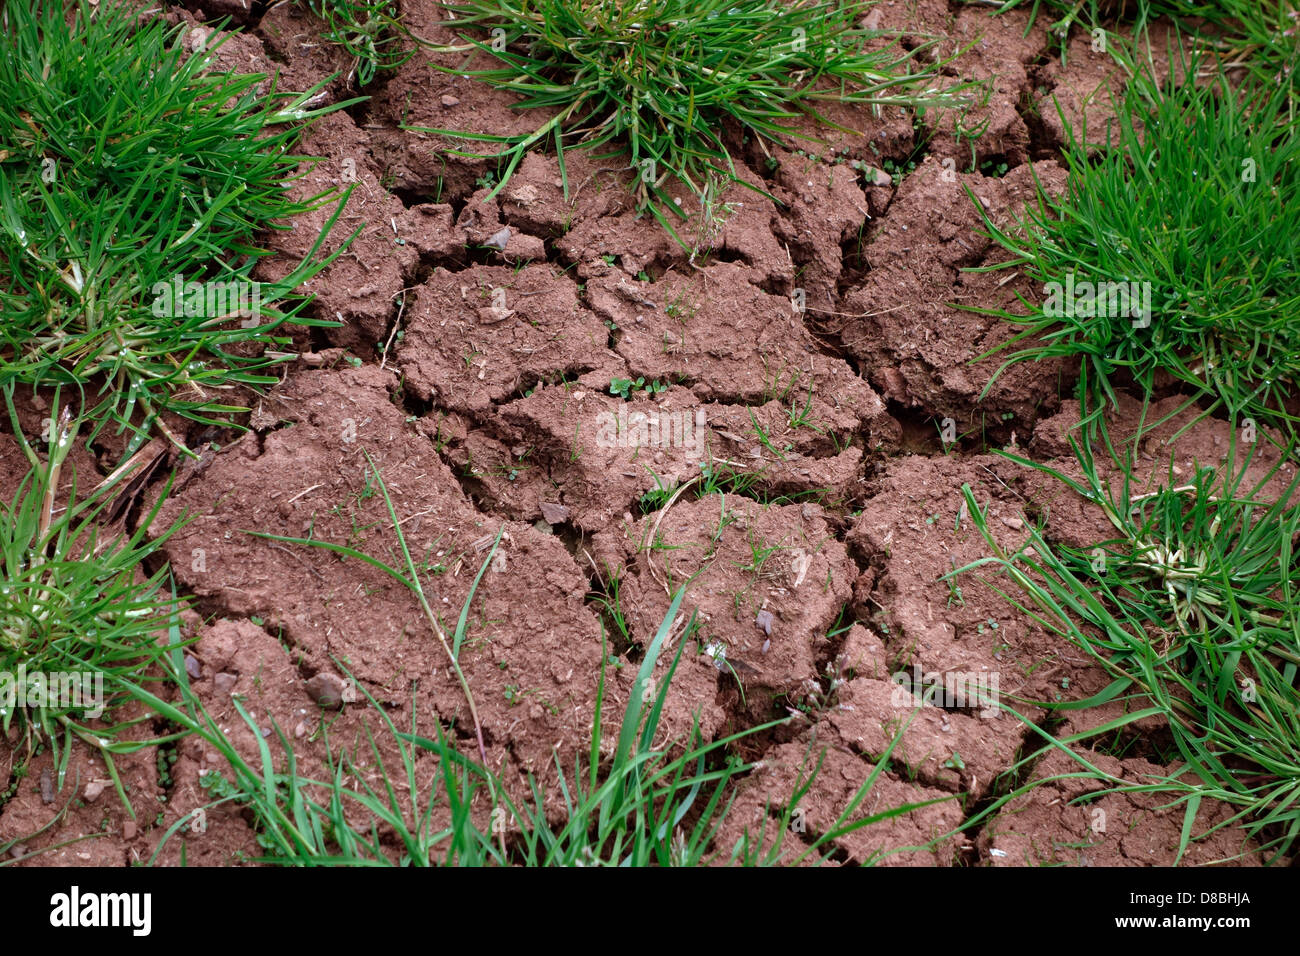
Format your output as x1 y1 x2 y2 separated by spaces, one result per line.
294 721 309 739
539 501 570 525
755 610 775 636
502 233 546 263
440 94 460 107
305 672 348 709
213 672 238 695
184 654 201 680
40 768 54 805
483 227 512 250
477 305 515 324
509 184 539 205
122 821 137 841
1000 516 1024 530
9 845 26 860
84 780 108 803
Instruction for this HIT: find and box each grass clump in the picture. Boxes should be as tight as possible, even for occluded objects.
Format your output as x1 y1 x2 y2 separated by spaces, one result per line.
986 0 1299 96
952 400 1300 861
970 49 1300 436
417 0 973 238
308 0 417 86
0 392 187 799
0 0 357 453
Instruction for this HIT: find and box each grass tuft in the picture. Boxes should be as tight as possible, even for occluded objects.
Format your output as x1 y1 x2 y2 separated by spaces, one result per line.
969 46 1299 436
984 0 1299 97
0 0 359 453
0 390 188 803
952 398 1300 861
414 0 975 239
309 0 418 86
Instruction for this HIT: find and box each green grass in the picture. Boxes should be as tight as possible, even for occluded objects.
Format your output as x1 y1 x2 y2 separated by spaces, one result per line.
983 0 1300 96
968 46 1300 437
951 398 1300 862
413 0 975 240
0 0 359 454
0 391 188 805
309 0 417 86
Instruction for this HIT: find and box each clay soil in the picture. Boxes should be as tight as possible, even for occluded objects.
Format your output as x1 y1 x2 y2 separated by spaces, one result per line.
0 0 1287 866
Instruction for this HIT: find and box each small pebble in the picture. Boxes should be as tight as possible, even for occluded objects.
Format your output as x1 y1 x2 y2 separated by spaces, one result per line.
213 672 238 695
477 305 515 324
122 821 137 841
440 94 460 107
184 654 201 680
483 226 512 250
539 501 570 525
40 768 54 805
84 780 108 803
305 672 348 709
755 610 774 636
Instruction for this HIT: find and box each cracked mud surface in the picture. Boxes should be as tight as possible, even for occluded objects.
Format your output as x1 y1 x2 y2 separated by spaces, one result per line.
0 1 1284 866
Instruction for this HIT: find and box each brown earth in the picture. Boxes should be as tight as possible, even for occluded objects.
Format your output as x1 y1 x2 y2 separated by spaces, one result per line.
0 1 1289 867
